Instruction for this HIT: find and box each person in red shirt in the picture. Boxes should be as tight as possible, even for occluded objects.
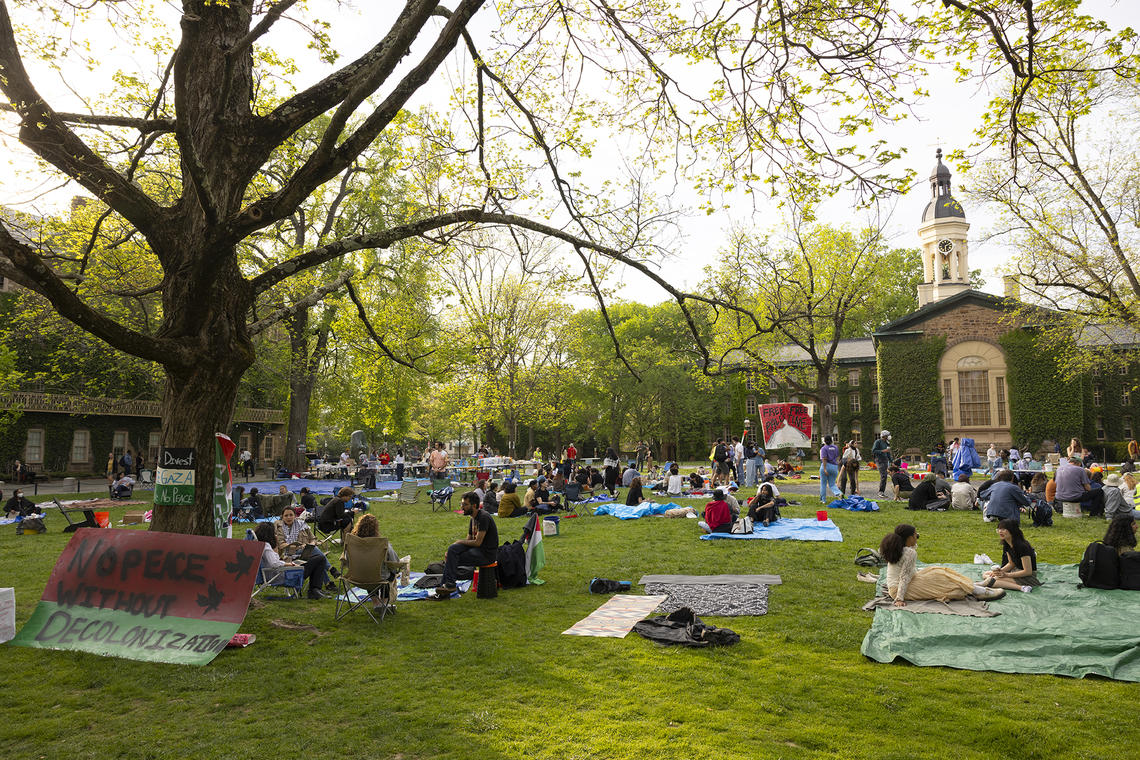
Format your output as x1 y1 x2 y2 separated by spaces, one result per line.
699 489 733 534
378 449 391 465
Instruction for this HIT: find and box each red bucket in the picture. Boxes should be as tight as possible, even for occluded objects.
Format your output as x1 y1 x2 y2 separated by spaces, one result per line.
816 510 828 522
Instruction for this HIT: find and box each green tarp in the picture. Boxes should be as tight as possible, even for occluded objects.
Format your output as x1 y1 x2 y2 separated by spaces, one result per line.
861 563 1140 681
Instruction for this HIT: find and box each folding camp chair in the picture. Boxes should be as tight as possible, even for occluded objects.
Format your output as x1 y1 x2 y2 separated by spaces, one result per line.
397 480 420 504
245 529 305 599
335 533 402 623
563 481 582 503
429 485 454 512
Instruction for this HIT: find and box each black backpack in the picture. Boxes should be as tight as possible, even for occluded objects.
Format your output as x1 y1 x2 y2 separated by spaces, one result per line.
1030 497 1053 528
1078 541 1119 589
714 444 728 462
1118 551 1140 591
496 540 528 589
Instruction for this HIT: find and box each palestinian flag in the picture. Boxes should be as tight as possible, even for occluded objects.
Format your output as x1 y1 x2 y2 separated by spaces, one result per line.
525 514 545 585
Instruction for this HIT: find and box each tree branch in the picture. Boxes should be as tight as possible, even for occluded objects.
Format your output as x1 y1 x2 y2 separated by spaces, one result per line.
344 280 438 373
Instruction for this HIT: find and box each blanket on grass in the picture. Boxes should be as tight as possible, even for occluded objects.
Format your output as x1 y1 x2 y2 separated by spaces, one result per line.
700 517 843 542
638 573 783 586
643 582 770 616
593 502 682 520
861 563 1140 681
562 595 668 638
826 495 880 512
239 477 430 495
862 595 997 617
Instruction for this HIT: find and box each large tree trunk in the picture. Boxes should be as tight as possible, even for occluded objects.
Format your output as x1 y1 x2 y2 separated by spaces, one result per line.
283 307 332 471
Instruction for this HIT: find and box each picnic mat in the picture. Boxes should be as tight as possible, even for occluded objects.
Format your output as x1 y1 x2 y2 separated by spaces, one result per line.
700 517 843 542
238 478 430 495
861 563 1140 681
594 502 682 520
562 595 668 637
643 582 771 616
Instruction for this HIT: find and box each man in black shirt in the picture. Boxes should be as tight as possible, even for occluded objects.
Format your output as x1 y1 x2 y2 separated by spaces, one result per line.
433 492 499 599
907 473 951 511
888 465 914 501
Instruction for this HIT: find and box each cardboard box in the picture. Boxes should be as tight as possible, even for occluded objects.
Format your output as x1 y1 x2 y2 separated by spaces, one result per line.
122 510 147 525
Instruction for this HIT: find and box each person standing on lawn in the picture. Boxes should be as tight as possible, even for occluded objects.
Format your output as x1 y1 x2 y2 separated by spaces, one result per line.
433 492 499 599
872 430 892 498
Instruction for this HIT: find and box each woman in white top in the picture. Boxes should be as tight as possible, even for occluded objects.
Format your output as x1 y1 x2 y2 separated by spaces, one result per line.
880 524 1003 606
666 464 684 496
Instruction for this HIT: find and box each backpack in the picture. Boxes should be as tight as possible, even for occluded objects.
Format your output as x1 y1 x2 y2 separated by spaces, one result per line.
1119 551 1140 591
1078 541 1120 590
854 547 885 567
1030 497 1053 528
496 540 528 589
16 517 46 535
713 444 727 463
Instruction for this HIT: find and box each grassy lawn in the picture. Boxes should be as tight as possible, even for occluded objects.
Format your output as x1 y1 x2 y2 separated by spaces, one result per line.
0 483 1132 760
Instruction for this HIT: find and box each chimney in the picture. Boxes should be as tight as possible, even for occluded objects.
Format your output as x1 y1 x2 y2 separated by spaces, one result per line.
1003 275 1020 301
70 196 90 215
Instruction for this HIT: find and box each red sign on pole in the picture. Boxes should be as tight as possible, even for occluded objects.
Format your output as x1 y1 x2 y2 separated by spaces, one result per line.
759 403 813 449
9 529 260 665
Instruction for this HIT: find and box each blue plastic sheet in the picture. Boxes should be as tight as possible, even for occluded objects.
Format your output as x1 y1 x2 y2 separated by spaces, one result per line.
826 495 880 512
593 501 681 520
700 517 843 541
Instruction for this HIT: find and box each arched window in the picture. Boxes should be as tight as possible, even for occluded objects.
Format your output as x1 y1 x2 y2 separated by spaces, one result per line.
938 341 1009 433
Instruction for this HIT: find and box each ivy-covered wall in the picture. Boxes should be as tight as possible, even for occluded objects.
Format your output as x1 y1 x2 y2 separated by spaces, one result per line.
0 413 157 477
1086 362 1140 444
834 365 879 454
877 335 946 455
999 330 1087 449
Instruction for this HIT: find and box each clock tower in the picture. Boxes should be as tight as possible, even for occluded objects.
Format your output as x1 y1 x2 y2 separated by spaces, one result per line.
916 149 971 307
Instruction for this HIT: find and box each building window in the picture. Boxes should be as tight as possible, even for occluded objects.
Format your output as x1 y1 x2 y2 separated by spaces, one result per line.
850 392 861 413
769 395 778 405
70 430 90 464
849 371 860 387
25 428 44 464
1093 385 1102 407
745 375 754 391
239 432 252 453
1125 416 1134 440
1096 417 1106 441
148 432 161 464
871 392 879 412
746 396 757 416
262 434 276 462
943 378 953 427
1120 364 1128 376
852 429 862 448
769 377 778 389
1091 365 1100 377
828 372 838 389
995 376 1007 426
113 430 129 457
1124 388 1132 406
958 370 992 426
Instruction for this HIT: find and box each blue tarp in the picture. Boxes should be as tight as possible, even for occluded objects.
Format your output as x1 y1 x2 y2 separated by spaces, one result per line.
826 495 880 512
700 517 843 542
574 493 620 504
593 501 682 520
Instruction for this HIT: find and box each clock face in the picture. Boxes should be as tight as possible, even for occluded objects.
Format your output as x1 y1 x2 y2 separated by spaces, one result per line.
938 239 953 254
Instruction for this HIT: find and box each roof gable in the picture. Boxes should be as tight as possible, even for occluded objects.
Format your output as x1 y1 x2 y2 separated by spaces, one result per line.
873 290 1012 336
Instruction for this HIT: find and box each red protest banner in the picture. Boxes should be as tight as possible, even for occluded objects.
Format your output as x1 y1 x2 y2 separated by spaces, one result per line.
759 403 813 449
9 528 261 665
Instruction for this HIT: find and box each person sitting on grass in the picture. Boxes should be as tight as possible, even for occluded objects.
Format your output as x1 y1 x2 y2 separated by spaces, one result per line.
724 483 742 520
622 464 639 488
4 488 35 518
482 481 499 512
747 483 779 526
238 487 263 520
698 488 733 534
979 470 1030 523
980 519 1039 593
688 470 705 491
625 476 645 507
667 465 684 496
906 473 951 511
950 473 977 510
254 520 331 599
432 492 499 600
880 523 1004 607
1103 513 1138 554
889 465 914 501
498 481 525 518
